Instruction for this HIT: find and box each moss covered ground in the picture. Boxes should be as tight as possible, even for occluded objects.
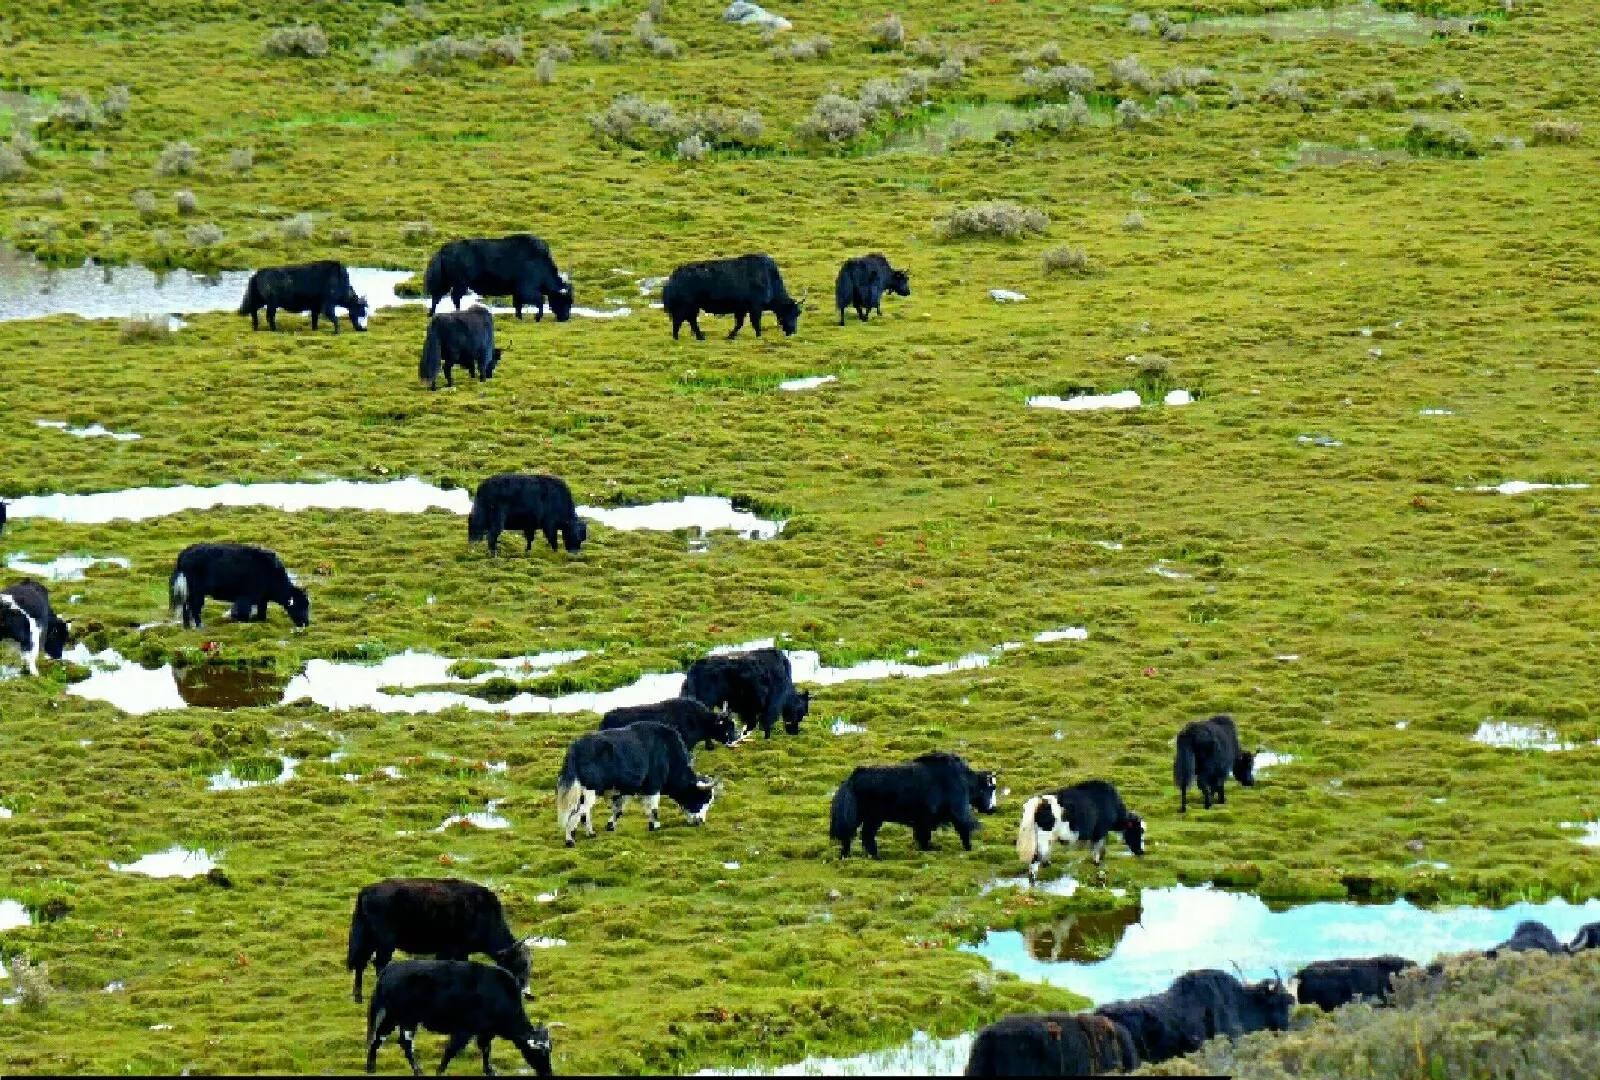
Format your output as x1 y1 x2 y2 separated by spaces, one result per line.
1 0 1598 1072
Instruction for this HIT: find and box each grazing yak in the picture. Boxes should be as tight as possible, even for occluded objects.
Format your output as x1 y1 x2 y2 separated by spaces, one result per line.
964 1013 1137 1077
598 697 740 752
834 253 910 325
555 721 716 846
829 751 998 859
424 234 573 322
1016 780 1145 882
467 474 587 558
346 878 534 1004
1568 922 1600 953
1094 969 1292 1067
420 305 500 391
169 543 309 629
682 647 809 739
1487 920 1565 957
661 253 804 341
1294 956 1415 1011
1173 713 1256 813
365 959 553 1077
0 580 70 676
238 260 369 333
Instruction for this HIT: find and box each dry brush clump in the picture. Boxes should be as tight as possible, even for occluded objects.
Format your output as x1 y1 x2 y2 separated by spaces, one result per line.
587 30 615 59
1022 63 1096 98
1404 115 1478 156
1338 81 1399 110
590 94 762 156
1260 71 1310 109
935 201 1049 241
1110 55 1157 95
278 213 315 241
633 14 682 59
771 34 832 61
1024 96 1094 137
1532 119 1582 144
798 64 966 145
535 50 558 84
1041 245 1091 273
870 12 905 50
5 956 52 1011
227 147 254 173
173 189 198 215
185 222 225 248
1159 66 1218 93
0 143 26 181
131 189 158 219
1142 951 1600 1079
155 141 198 176
262 24 330 58
119 315 173 343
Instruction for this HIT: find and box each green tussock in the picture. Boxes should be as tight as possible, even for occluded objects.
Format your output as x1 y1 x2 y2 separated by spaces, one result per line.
3 0 1600 1074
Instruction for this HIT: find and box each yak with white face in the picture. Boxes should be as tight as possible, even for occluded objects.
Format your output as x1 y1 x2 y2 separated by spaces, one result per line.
555 721 715 846
0 579 69 676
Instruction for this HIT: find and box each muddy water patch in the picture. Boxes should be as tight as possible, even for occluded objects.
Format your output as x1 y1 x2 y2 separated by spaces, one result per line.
966 884 1600 1004
109 846 218 878
5 552 130 581
177 665 292 709
35 420 141 442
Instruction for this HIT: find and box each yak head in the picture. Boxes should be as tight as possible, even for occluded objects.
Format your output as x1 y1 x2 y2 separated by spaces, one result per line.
1234 749 1258 787
341 288 371 331
775 294 804 336
680 776 716 823
709 706 741 747
888 269 911 297
496 940 533 994
467 499 491 546
43 615 70 660
482 346 503 381
1120 812 1146 857
548 277 575 323
284 586 311 629
970 769 1000 814
1251 977 1295 1031
781 689 810 735
562 516 588 554
520 1025 554 1077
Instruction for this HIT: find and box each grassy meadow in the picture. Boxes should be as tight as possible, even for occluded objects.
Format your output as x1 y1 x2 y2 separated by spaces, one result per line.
2 0 1599 1072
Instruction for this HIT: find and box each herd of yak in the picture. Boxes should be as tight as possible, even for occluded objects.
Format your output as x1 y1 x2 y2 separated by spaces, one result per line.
1 233 1589 1076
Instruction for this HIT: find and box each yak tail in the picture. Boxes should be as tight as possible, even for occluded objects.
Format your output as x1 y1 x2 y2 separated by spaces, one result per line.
423 251 444 299
237 275 259 315
346 897 369 974
168 570 188 618
1174 737 1195 810
419 322 442 387
365 1002 386 1050
1016 796 1042 869
828 778 858 843
555 763 583 835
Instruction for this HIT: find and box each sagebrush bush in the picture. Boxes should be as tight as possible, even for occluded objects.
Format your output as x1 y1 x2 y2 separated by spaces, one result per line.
587 31 615 59
930 58 965 87
935 201 1049 241
1027 96 1093 136
1532 119 1581 144
10 130 41 163
155 141 198 176
279 213 315 240
647 35 681 58
1260 72 1309 109
1023 63 1096 98
263 24 330 58
131 189 158 218
1116 99 1149 129
101 84 131 121
871 12 905 49
1339 81 1399 109
119 315 172 343
676 133 708 161
1127 12 1154 34
173 189 198 215
544 42 574 62
1042 245 1090 273
485 33 523 66
7 956 51 1012
798 93 868 143
1032 42 1063 64
536 51 557 84
772 34 832 61
51 90 101 129
1160 66 1217 92
402 220 433 243
1431 77 1468 106
185 222 225 247
591 95 761 153
859 77 912 116
1110 55 1156 94
0 144 25 181
227 147 254 173
1123 210 1147 232
1404 115 1477 156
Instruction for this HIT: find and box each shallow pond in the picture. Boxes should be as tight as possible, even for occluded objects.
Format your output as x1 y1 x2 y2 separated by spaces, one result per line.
177 666 292 710
4 552 130 581
0 899 30 932
206 754 299 792
108 845 218 878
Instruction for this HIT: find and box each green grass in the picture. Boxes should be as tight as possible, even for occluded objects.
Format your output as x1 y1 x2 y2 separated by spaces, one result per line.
3 0 1600 1074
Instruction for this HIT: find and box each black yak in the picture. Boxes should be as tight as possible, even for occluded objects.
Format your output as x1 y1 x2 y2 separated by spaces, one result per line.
964 1013 1137 1076
424 235 573 321
598 697 740 751
1095 969 1292 1067
1016 780 1144 881
420 304 501 391
661 254 804 340
0 580 70 676
681 647 809 738
1173 714 1256 812
829 751 998 859
1487 920 1565 957
834 253 909 325
169 543 309 629
467 474 587 558
365 959 553 1076
346 878 534 1004
238 260 369 333
1294 956 1415 1011
555 722 715 846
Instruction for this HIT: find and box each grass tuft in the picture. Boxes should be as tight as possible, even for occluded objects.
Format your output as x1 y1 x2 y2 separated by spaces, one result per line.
1532 119 1581 145
155 141 198 176
119 315 173 343
1041 245 1091 274
263 24 330 59
935 201 1049 240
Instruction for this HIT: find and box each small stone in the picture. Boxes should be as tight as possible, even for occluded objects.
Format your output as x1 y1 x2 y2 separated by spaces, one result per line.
827 889 842 902
1406 839 1425 854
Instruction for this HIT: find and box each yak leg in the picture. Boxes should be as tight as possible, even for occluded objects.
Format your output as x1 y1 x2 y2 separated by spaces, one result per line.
399 1029 422 1076
671 314 684 339
861 819 882 859
688 312 705 341
955 820 976 851
477 1034 498 1076
437 1032 471 1075
728 311 746 339
751 309 763 336
250 308 261 330
543 524 559 552
607 794 626 831
266 305 279 331
309 308 319 331
366 1013 397 1073
643 792 662 830
838 305 846 326
326 302 341 333
912 824 935 851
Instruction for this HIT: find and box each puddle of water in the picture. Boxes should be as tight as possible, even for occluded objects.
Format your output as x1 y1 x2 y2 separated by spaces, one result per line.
1190 3 1473 43
0 806 12 819
206 755 299 792
1027 390 1141 412
1253 751 1293 772
0 249 414 324
965 884 1600 1005
433 799 509 832
176 665 291 709
779 375 838 392
701 1030 973 1077
637 275 667 295
527 935 567 948
1033 629 1089 644
583 496 785 540
1472 721 1588 752
1298 434 1344 448
36 420 142 442
1560 821 1600 847
1163 389 1194 407
1470 481 1589 496
9 477 472 525
830 718 867 735
1274 654 1300 662
109 845 218 878
1147 562 1190 580
4 552 130 581
67 647 190 716
989 289 1027 303
104 981 125 993
0 900 31 932
1092 540 1123 551
724 1 792 31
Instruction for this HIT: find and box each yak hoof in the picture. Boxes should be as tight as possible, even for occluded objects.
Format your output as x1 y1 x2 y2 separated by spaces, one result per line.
563 838 575 848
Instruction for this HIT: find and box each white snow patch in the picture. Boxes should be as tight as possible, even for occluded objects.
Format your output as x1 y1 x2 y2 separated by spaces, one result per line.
35 419 141 441
109 846 218 878
1470 481 1589 496
1028 390 1141 412
1473 721 1583 752
1163 389 1194 406
989 289 1028 303
778 375 837 392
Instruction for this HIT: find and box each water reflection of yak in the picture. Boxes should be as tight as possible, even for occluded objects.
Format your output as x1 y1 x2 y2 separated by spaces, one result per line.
1023 903 1145 963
